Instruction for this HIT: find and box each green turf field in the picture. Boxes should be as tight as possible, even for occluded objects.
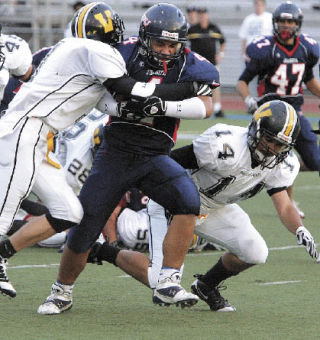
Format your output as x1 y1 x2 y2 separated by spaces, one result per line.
1 113 320 340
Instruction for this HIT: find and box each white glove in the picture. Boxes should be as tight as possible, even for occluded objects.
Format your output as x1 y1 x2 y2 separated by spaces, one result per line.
245 96 258 114
296 226 318 259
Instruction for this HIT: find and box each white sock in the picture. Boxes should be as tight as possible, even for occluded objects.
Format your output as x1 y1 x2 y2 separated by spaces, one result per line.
214 102 222 112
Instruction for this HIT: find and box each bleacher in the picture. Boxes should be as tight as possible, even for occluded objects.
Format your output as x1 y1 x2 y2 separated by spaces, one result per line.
1 0 319 88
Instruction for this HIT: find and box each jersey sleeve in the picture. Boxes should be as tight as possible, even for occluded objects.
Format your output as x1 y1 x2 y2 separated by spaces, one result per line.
4 35 32 77
300 34 320 83
238 36 272 83
180 50 220 87
265 152 300 192
192 124 231 169
87 43 127 83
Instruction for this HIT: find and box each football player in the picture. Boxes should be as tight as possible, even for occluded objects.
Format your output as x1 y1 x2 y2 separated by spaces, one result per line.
237 1 320 217
0 2 217 310
88 100 318 311
37 2 219 314
0 24 33 101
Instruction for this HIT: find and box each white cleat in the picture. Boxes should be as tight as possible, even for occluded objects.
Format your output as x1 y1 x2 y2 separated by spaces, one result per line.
0 257 16 298
38 283 72 315
153 271 199 308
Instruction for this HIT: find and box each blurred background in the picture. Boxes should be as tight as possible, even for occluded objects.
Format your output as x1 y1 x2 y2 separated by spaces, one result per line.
1 0 319 91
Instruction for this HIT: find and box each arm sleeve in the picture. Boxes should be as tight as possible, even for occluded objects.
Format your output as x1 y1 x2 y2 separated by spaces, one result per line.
103 75 195 100
170 144 199 169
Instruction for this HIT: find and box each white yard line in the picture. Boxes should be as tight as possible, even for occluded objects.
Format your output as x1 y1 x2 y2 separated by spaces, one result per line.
256 280 302 286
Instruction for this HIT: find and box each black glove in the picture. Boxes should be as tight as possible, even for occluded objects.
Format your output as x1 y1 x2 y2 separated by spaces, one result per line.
87 242 103 265
192 82 213 96
116 100 144 121
141 96 167 117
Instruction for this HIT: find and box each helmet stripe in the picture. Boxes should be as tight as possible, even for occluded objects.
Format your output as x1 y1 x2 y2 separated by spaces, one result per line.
77 3 97 38
283 103 295 137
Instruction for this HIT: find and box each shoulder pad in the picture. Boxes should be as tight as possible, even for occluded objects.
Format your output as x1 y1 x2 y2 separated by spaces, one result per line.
180 51 220 86
300 34 320 59
246 35 273 59
116 36 139 64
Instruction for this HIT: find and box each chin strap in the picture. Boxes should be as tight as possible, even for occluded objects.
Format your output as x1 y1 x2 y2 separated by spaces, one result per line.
162 59 168 74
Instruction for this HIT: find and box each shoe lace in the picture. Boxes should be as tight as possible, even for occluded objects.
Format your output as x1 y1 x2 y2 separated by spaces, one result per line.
193 274 228 304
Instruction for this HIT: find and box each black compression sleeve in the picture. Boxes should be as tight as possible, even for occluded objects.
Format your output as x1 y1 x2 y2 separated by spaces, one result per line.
103 75 195 100
170 144 199 170
20 199 49 216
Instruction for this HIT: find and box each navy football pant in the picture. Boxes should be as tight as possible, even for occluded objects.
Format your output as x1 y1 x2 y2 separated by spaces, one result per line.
295 115 320 171
67 141 200 253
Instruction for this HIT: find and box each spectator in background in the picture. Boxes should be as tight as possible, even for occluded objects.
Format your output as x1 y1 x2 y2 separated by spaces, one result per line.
64 1 86 38
238 0 272 97
186 5 199 26
188 6 226 118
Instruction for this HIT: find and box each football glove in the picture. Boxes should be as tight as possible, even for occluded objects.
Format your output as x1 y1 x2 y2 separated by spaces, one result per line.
245 96 258 114
141 96 167 117
116 100 143 121
192 82 213 96
87 242 103 265
296 226 318 259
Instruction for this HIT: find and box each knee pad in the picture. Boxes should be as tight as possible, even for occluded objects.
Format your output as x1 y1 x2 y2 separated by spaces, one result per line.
239 237 269 265
45 213 76 233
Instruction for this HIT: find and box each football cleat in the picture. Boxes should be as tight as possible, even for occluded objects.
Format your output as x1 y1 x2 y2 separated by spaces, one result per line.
0 256 16 298
37 282 73 315
191 274 236 312
153 271 199 308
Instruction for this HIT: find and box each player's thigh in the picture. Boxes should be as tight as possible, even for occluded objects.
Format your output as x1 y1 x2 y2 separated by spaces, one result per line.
195 204 268 264
0 118 48 231
33 161 83 223
141 155 200 215
295 115 320 170
79 144 130 217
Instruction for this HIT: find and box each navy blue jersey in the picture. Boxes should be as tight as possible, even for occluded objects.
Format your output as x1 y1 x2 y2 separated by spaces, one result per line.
239 34 319 110
104 37 220 155
0 47 51 113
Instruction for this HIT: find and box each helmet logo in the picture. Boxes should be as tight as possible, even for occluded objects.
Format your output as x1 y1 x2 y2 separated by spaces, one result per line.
161 30 179 40
141 14 151 27
94 10 114 33
253 102 272 121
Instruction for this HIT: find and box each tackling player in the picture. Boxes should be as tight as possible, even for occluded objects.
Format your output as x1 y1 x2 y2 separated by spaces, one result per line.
38 2 219 314
0 2 218 311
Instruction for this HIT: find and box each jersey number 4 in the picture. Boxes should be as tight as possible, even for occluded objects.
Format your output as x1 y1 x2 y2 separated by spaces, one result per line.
270 63 305 95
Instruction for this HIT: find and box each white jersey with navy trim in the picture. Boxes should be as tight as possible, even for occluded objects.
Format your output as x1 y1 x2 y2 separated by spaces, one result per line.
55 109 109 195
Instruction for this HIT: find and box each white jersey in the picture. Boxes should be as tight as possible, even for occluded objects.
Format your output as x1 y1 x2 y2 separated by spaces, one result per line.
238 12 273 45
192 124 300 210
117 208 149 251
0 38 126 136
0 34 32 100
55 109 109 195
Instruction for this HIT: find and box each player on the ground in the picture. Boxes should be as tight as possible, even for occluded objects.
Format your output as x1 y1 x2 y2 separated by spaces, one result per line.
88 100 318 311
